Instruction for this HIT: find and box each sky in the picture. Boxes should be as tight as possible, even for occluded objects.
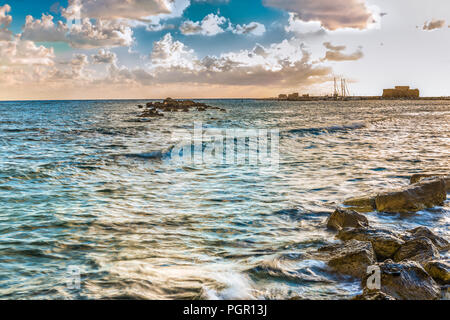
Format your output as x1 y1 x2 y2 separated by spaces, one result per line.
0 0 449 100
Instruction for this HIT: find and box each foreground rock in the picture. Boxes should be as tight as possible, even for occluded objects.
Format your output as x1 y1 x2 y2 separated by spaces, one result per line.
393 237 439 263
375 178 446 213
424 260 450 285
326 208 369 231
361 260 441 300
140 98 226 115
402 226 449 251
337 227 405 260
342 196 376 212
353 290 396 300
410 173 450 191
308 240 376 278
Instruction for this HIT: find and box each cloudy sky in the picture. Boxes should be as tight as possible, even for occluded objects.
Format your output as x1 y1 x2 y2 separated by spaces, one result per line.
0 0 449 100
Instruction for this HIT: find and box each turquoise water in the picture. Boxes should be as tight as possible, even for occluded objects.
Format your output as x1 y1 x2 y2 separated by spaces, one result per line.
0 99 448 299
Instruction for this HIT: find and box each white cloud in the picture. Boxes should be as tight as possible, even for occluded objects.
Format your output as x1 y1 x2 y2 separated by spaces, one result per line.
22 14 67 42
64 0 190 21
0 4 13 41
22 14 134 49
110 34 331 88
285 13 324 35
180 13 227 36
92 49 118 65
180 13 266 37
0 39 55 66
151 33 198 69
231 22 266 36
66 18 134 49
264 0 380 31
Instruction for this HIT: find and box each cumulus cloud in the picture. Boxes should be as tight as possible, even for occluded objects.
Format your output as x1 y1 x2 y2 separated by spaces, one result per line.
180 13 227 36
151 33 198 69
22 14 134 49
64 0 174 20
0 4 13 41
0 39 55 66
92 49 118 65
423 19 446 31
22 14 67 42
321 42 363 61
264 0 379 30
111 33 331 88
66 19 133 48
230 22 266 36
285 13 324 35
180 13 266 36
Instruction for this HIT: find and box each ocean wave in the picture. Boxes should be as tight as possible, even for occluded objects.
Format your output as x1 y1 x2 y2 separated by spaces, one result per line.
286 122 366 136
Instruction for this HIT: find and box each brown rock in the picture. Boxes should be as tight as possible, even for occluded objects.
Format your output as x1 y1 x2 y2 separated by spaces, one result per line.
312 240 376 278
353 290 396 300
375 178 446 213
402 226 449 251
337 227 405 260
410 174 450 191
326 208 369 231
393 237 439 263
361 260 441 300
343 196 376 212
424 260 450 284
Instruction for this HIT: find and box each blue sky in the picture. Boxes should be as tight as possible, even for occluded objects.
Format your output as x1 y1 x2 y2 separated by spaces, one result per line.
1 0 450 99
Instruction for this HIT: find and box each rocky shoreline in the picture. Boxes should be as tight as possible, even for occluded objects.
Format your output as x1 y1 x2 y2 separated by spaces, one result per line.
137 98 226 118
312 174 449 300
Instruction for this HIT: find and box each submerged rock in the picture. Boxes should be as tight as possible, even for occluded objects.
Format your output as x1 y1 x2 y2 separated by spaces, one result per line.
424 260 450 285
393 237 439 264
342 196 376 212
326 208 369 231
337 227 405 260
361 260 441 300
310 240 376 278
375 178 446 213
402 226 449 251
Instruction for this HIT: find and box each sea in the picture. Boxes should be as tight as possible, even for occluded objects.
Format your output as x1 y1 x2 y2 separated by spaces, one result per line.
0 99 448 299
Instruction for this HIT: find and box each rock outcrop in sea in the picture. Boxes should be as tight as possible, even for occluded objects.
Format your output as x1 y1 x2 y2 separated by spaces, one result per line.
312 174 449 300
138 98 226 118
343 177 447 213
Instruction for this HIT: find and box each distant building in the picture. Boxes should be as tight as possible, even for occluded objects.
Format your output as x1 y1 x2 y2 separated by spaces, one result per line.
278 94 288 100
383 86 420 99
287 93 299 100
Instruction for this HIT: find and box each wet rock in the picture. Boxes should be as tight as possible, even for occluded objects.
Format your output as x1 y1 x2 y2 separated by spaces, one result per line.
353 290 396 300
326 208 369 231
140 109 164 118
410 174 450 191
375 178 446 213
337 227 405 260
402 226 449 251
137 105 144 108
342 196 376 212
393 237 439 263
361 260 441 300
140 98 223 115
424 260 450 285
310 240 376 278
